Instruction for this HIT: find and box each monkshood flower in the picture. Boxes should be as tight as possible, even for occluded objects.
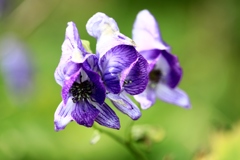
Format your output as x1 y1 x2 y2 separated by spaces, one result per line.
86 12 149 120
54 22 120 131
0 34 33 102
132 10 191 109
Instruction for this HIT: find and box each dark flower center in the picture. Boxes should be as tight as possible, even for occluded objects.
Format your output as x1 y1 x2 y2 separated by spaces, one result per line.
149 69 162 83
70 81 93 103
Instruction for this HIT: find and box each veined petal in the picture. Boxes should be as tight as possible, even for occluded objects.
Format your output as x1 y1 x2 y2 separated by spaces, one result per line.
107 92 141 120
62 69 81 105
124 53 149 95
92 102 120 129
132 9 170 52
140 49 161 72
155 83 191 109
54 100 74 131
71 100 100 127
134 86 156 110
83 60 106 105
84 54 99 73
100 45 138 94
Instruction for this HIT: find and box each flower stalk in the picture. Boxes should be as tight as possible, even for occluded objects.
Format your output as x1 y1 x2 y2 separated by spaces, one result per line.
93 124 148 160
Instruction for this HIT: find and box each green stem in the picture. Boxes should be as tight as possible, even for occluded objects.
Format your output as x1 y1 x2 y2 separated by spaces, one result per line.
93 124 148 160
93 124 125 145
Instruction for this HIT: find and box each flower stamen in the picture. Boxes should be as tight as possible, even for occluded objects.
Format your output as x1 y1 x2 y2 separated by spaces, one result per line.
124 80 132 85
70 81 93 103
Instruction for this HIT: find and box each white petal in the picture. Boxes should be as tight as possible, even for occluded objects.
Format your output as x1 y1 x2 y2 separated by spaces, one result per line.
54 99 74 131
132 9 170 52
86 12 119 38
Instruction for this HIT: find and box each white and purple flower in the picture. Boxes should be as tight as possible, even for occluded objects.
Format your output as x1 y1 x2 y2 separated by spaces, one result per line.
86 13 149 120
132 10 191 109
54 22 120 131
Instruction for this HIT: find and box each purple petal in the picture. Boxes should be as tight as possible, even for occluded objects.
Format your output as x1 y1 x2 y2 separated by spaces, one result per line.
54 65 65 86
107 92 141 120
93 102 120 129
62 69 81 105
63 61 81 79
158 50 182 88
134 86 156 110
100 45 138 94
156 83 191 109
71 100 100 127
84 54 99 72
54 100 74 131
124 53 149 95
140 49 161 72
83 61 106 105
132 9 170 52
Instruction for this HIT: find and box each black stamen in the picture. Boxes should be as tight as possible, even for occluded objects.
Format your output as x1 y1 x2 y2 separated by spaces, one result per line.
124 80 132 85
70 81 93 103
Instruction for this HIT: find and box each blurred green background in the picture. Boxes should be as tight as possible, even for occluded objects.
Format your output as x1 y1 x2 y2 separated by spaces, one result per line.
0 0 240 159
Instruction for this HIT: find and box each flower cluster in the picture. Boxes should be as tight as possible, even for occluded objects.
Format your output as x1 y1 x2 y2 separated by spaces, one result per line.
54 10 190 131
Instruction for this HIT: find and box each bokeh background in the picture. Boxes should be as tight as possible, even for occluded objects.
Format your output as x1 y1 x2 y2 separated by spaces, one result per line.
0 0 240 159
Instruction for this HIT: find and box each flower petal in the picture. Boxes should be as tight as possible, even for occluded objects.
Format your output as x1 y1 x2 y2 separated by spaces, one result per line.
161 50 182 88
86 12 135 60
93 102 120 129
100 45 138 94
62 69 81 105
134 86 156 110
83 60 106 105
124 53 149 95
84 54 99 73
55 22 88 86
54 100 74 131
71 100 100 127
62 22 87 63
139 49 161 72
107 92 141 120
132 9 170 52
155 83 191 109
155 50 182 88
86 12 119 39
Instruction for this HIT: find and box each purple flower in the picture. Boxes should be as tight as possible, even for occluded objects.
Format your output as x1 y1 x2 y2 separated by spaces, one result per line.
86 12 149 120
0 34 33 102
132 10 191 109
54 22 120 131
